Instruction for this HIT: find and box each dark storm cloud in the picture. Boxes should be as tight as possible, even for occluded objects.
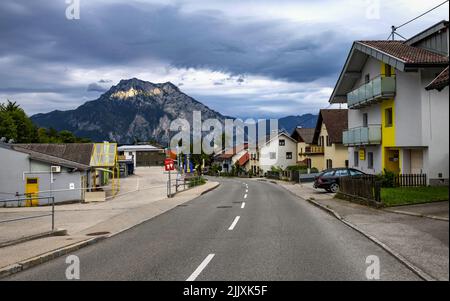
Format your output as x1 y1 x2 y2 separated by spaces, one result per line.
0 0 350 83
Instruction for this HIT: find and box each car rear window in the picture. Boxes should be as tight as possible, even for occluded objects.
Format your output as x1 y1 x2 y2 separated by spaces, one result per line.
349 169 363 176
322 171 335 177
335 169 349 176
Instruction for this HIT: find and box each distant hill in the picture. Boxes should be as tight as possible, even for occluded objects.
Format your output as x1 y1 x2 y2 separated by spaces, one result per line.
278 114 318 133
31 78 226 144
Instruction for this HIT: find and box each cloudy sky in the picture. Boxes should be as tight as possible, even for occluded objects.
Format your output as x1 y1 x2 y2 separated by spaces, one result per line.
0 0 448 118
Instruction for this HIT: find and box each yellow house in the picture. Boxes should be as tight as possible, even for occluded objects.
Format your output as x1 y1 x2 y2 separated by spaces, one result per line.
312 109 349 170
290 128 324 171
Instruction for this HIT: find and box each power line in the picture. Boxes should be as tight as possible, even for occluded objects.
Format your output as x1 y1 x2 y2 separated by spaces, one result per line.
389 0 449 40
396 0 449 30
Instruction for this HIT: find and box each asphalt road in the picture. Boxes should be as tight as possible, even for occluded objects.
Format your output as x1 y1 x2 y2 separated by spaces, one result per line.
5 178 420 281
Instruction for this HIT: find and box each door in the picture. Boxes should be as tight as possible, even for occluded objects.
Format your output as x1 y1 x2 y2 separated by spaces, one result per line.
25 177 39 207
410 150 423 174
385 149 400 174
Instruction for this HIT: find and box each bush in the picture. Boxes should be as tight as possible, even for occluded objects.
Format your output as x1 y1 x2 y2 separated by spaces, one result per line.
379 169 396 188
188 176 206 188
286 165 319 174
271 166 283 173
286 165 307 172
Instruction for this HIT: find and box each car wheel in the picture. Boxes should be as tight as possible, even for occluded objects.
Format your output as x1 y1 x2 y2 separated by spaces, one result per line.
330 183 339 193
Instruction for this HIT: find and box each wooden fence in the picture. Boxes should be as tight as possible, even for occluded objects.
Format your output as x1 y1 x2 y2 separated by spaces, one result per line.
394 174 427 187
339 173 427 205
340 176 381 203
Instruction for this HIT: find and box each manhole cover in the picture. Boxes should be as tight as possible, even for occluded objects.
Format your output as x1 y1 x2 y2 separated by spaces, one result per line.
217 206 232 208
86 231 110 236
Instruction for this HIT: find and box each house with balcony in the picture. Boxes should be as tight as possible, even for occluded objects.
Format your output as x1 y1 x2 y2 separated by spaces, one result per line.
329 20 449 185
291 127 325 171
312 109 349 170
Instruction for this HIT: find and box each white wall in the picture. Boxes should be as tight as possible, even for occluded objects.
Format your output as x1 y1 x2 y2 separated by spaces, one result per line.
396 71 423 147
354 57 381 88
122 150 137 167
420 68 449 180
348 145 382 174
0 147 29 198
259 134 297 172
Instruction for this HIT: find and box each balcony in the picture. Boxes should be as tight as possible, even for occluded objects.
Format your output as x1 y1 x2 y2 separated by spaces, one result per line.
302 146 324 155
347 76 396 109
343 125 382 146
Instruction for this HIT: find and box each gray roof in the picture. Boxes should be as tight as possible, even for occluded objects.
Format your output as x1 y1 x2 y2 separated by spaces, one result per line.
13 143 94 166
406 20 449 50
12 146 90 170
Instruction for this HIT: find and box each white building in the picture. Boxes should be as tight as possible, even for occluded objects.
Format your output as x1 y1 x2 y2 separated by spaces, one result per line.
259 133 297 173
329 21 449 185
118 144 165 168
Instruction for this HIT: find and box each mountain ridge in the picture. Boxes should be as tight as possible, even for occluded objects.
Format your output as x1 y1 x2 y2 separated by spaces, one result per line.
31 78 318 144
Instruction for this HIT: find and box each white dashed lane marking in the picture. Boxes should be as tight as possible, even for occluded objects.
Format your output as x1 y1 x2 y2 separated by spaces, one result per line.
186 254 215 281
228 216 240 230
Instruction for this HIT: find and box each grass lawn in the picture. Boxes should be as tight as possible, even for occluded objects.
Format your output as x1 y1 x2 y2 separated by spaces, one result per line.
381 186 449 207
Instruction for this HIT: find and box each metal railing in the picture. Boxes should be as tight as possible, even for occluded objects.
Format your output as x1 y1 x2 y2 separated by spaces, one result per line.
347 75 396 109
0 196 55 231
343 125 382 146
167 175 205 197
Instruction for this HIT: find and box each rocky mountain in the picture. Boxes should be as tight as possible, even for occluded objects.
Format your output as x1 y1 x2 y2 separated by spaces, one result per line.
278 114 318 134
31 78 227 144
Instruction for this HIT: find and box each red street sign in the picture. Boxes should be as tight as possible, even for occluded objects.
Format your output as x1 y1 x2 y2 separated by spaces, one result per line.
164 158 175 171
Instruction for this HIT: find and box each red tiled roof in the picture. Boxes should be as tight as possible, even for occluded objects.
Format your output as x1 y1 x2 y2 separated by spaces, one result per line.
237 152 249 166
358 41 449 65
426 66 449 91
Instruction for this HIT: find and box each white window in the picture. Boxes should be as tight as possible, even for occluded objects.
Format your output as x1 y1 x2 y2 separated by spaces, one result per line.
279 139 285 146
286 152 292 159
269 152 276 160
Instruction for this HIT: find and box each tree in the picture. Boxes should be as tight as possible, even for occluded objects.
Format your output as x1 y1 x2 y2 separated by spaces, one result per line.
58 130 77 143
0 100 91 144
0 110 17 141
0 100 37 142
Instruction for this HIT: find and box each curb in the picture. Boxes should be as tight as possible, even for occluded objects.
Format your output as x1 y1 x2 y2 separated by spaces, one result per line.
0 236 106 279
305 198 436 281
200 183 221 195
382 209 449 222
0 182 221 280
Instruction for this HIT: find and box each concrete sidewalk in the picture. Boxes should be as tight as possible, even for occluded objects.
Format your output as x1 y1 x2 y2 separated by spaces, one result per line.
0 167 171 245
279 181 449 281
0 177 219 278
